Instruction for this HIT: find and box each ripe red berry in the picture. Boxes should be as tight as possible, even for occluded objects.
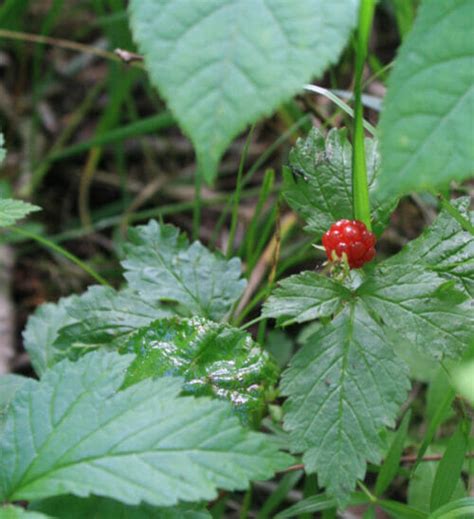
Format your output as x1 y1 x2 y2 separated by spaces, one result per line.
322 219 376 269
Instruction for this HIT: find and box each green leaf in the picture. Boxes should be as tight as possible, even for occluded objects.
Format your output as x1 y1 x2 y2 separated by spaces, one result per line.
274 492 369 518
0 198 40 228
263 271 351 325
280 304 410 504
358 264 474 360
378 0 474 197
122 221 246 321
121 316 279 426
129 0 357 183
375 410 411 496
428 498 474 519
387 198 474 297
22 295 80 377
453 360 474 405
0 351 291 505
32 496 211 519
53 286 172 353
408 454 466 513
430 423 469 512
378 499 428 519
0 506 51 519
284 128 396 239
0 375 28 424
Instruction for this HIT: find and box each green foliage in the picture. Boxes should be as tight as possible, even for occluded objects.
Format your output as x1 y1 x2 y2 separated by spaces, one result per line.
428 498 474 519
358 264 473 360
122 221 246 321
0 351 291 506
32 496 211 519
128 0 357 182
279 304 410 503
22 295 80 377
0 198 40 228
387 197 474 297
266 129 474 503
53 286 172 352
0 375 28 423
378 0 474 198
283 128 396 239
0 506 51 519
121 316 279 426
430 423 469 512
263 271 351 325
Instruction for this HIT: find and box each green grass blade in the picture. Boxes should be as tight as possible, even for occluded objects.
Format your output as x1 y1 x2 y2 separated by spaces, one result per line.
375 410 411 496
428 498 474 519
430 421 469 512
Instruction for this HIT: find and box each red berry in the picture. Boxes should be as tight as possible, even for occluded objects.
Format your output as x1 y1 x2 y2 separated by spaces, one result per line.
322 219 376 269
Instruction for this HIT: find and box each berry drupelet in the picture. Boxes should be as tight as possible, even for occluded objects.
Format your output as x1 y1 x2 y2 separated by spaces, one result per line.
322 219 376 269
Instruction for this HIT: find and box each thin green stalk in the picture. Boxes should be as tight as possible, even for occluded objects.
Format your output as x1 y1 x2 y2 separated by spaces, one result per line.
192 171 202 241
227 125 255 258
10 226 110 287
352 0 376 229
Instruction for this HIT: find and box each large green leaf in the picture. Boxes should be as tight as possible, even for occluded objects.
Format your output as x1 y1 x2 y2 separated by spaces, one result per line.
0 506 51 519
358 264 474 359
262 271 351 325
0 198 40 228
0 375 28 424
121 316 278 426
378 0 474 197
128 0 357 182
280 304 410 504
122 221 246 321
387 197 474 297
0 351 291 506
22 295 80 377
284 128 396 239
32 496 210 519
53 286 172 353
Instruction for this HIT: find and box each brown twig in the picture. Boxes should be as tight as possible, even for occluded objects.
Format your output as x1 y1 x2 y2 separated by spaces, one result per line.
114 48 144 64
278 451 474 474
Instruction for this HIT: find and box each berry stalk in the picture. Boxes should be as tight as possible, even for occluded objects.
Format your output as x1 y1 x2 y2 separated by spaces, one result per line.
352 0 376 231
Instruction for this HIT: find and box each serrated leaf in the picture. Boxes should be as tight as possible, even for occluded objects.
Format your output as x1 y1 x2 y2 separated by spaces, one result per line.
0 351 291 506
0 506 51 519
0 198 40 227
122 221 246 321
284 128 396 239
263 271 351 325
281 304 410 503
22 295 80 377
358 264 474 360
378 0 474 198
388 197 474 297
129 0 357 183
53 286 173 354
121 316 278 426
0 375 28 423
32 496 211 519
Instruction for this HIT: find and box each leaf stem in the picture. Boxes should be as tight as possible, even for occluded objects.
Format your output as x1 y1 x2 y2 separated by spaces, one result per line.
352 0 376 229
9 226 110 287
438 194 474 236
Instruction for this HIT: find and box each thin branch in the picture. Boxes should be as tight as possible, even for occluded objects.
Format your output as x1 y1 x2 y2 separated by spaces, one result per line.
278 451 474 474
114 48 144 64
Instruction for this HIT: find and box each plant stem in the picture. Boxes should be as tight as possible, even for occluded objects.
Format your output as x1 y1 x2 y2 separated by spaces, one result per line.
10 226 110 287
352 0 376 229
438 194 474 235
227 125 255 258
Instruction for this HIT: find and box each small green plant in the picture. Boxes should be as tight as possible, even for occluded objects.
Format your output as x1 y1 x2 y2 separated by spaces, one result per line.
1 0 473 517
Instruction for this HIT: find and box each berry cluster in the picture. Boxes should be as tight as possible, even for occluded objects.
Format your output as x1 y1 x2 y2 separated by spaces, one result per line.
322 219 376 269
